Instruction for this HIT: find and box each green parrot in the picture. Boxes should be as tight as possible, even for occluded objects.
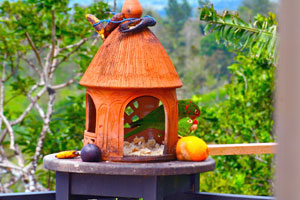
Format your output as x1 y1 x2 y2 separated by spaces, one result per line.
178 117 199 137
124 99 201 139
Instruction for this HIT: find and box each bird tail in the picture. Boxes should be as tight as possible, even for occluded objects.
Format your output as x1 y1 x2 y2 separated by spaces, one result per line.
129 121 140 128
124 126 146 139
129 118 144 128
85 14 105 40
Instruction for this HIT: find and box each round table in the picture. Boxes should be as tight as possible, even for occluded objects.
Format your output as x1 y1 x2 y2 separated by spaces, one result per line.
44 154 215 200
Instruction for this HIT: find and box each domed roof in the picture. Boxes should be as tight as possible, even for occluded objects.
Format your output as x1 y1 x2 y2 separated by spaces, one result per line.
80 0 182 89
80 27 182 89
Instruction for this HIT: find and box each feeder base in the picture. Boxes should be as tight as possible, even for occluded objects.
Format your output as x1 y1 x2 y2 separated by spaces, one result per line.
102 154 176 163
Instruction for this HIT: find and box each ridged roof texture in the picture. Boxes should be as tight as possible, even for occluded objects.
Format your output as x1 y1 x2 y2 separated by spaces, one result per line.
80 0 182 89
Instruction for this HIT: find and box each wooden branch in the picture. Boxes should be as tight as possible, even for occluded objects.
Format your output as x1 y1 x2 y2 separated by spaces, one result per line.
49 40 60 79
34 103 45 119
0 113 15 150
25 85 45 119
208 143 277 156
22 56 42 76
91 34 100 46
52 73 82 90
4 176 21 189
0 129 7 144
11 86 47 125
57 38 88 65
0 60 5 132
32 88 56 172
25 33 43 67
0 162 23 172
60 37 89 52
14 145 25 169
44 10 57 82
50 37 89 77
50 10 56 60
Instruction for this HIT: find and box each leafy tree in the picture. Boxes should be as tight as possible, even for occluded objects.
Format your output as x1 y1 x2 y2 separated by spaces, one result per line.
195 4 277 195
0 0 108 192
200 5 277 62
238 0 277 21
165 0 192 34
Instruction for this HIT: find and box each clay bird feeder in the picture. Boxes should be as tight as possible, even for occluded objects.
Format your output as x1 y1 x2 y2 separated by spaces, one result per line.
80 0 182 162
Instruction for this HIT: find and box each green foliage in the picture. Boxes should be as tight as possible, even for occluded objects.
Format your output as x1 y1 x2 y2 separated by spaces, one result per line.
200 5 277 62
165 0 192 34
196 5 277 195
0 0 109 191
238 0 277 21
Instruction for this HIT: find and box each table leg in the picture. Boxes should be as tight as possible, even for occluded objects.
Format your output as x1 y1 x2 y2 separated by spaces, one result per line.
155 174 200 200
57 173 200 200
191 174 200 192
56 172 71 200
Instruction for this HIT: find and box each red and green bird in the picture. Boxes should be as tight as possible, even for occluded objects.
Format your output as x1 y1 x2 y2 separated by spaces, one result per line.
124 99 200 138
178 117 199 137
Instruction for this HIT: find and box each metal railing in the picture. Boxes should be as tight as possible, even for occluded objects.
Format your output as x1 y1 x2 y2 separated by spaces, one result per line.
0 191 275 200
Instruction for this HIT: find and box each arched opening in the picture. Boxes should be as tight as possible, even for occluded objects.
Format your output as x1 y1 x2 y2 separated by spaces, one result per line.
87 94 96 133
123 96 166 156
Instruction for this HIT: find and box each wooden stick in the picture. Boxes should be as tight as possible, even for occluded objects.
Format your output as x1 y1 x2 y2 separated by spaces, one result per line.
208 143 277 155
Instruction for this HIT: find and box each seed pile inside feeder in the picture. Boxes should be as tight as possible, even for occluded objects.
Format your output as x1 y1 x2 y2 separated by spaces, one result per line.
123 137 164 156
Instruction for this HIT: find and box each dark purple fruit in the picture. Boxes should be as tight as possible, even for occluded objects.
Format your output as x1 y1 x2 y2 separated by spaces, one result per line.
81 144 101 162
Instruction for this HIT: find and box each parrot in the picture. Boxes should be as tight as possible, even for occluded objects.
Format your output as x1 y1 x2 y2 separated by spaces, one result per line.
124 99 201 139
85 13 124 40
178 117 199 137
120 16 156 33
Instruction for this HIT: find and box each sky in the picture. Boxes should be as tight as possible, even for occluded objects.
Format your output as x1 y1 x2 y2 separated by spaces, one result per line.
69 0 279 16
69 0 244 15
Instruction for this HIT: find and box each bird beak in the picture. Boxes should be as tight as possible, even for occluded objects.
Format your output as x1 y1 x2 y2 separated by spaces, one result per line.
190 119 199 132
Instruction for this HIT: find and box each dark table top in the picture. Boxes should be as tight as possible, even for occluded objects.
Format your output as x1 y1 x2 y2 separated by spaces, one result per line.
43 154 215 176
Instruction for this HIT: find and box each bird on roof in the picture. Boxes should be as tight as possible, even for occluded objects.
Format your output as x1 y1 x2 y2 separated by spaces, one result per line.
124 99 201 139
85 13 124 40
120 16 156 33
86 13 157 40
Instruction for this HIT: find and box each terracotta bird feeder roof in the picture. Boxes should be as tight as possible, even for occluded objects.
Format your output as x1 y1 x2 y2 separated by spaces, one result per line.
80 1 182 89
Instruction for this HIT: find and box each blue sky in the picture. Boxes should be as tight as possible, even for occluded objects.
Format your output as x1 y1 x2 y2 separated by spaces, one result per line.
69 0 244 15
69 0 278 15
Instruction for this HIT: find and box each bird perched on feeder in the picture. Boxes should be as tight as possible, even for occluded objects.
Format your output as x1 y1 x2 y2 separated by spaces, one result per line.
85 13 124 40
124 100 201 138
86 13 157 40
120 16 156 33
178 117 199 137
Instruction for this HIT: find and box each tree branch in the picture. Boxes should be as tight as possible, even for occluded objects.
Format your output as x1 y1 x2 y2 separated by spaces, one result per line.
32 87 56 172
60 37 89 52
22 56 43 77
50 10 56 60
0 129 7 144
0 162 23 172
0 113 15 150
0 60 6 132
52 73 82 90
91 34 100 46
44 10 57 83
10 86 47 125
25 33 43 68
51 37 88 75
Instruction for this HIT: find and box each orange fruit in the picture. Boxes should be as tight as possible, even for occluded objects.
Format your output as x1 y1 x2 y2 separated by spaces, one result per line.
176 136 209 161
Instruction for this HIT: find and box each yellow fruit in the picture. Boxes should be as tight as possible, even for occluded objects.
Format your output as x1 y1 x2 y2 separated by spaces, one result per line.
55 150 80 159
176 136 209 161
